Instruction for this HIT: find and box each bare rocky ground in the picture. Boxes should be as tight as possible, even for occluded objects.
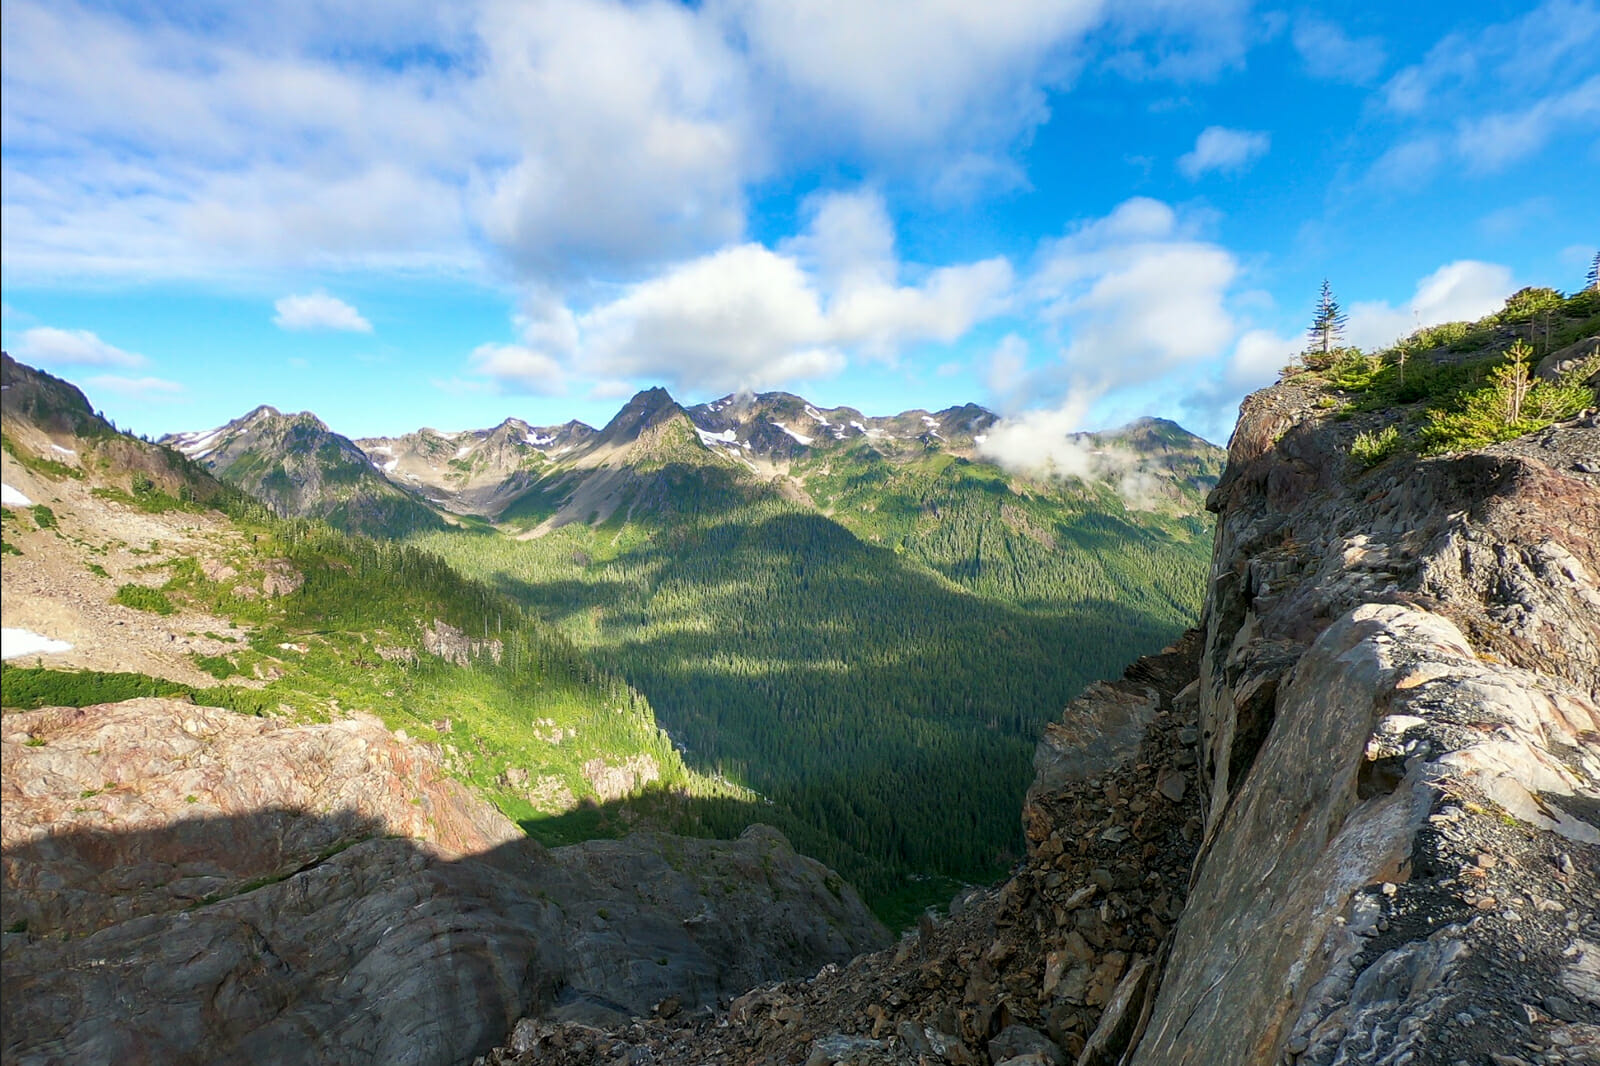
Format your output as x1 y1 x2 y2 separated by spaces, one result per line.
1 695 888 1066
2 432 254 687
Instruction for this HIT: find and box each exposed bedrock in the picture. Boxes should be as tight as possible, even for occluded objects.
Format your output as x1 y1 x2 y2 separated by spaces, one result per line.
0 700 887 1066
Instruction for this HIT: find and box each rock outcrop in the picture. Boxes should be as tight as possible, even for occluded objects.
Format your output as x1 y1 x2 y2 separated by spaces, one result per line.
0 699 887 1066
1130 387 1600 1065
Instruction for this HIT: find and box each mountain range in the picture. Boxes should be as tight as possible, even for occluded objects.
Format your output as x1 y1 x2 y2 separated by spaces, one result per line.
162 387 1220 535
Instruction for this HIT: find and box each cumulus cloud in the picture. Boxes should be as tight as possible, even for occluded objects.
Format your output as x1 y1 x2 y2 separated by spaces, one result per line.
719 0 1100 151
976 197 1243 480
14 326 146 368
1177 126 1270 179
1029 198 1238 391
1224 329 1299 390
467 343 567 396
470 188 1014 396
272 292 373 333
1347 260 1514 350
1 0 1281 283
1291 16 1386 84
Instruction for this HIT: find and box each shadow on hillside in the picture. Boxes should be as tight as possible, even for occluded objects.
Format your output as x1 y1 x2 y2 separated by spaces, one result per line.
475 509 1190 897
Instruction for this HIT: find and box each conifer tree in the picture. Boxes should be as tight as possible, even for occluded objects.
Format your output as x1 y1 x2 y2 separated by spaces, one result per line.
1307 279 1348 356
1588 251 1599 292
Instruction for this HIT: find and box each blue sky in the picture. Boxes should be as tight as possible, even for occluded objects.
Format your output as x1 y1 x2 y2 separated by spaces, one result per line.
2 0 1596 448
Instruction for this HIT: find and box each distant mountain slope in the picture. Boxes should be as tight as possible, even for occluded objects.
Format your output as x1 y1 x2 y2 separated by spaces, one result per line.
163 406 444 535
404 388 1225 914
356 417 594 519
2 352 236 512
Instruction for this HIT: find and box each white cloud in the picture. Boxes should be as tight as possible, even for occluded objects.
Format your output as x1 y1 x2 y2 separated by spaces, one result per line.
1291 16 1385 84
1372 1 1600 183
577 243 839 393
985 334 1032 400
1224 329 1298 390
272 292 373 333
478 189 1015 397
83 374 183 398
1177 126 1270 179
1 0 1280 284
474 0 756 278
973 197 1244 474
718 0 1099 151
14 326 146 368
1454 75 1600 171
1347 260 1514 350
1030 198 1238 391
976 399 1098 480
467 343 567 396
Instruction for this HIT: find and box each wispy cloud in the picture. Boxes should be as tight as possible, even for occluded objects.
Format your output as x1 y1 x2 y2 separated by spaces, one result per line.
1292 15 1386 84
14 326 146 367
1177 126 1270 179
83 374 184 399
1369 1 1600 185
273 292 373 333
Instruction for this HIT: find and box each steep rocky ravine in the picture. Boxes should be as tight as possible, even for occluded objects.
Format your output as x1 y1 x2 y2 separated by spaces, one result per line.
475 380 1599 1065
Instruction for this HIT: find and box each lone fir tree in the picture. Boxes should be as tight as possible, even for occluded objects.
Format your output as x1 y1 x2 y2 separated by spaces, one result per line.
1588 251 1599 292
1307 279 1348 355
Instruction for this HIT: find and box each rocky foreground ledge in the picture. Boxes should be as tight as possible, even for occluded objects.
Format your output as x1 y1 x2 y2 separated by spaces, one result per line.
477 395 1600 1066
0 702 887 1065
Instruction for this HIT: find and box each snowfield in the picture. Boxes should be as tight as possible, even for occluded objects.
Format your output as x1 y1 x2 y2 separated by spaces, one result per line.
770 421 814 446
2 483 34 506
695 427 738 447
2 628 73 660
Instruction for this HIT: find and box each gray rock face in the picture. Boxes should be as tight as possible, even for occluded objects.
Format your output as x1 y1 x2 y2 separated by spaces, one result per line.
1128 391 1600 1065
0 700 887 1066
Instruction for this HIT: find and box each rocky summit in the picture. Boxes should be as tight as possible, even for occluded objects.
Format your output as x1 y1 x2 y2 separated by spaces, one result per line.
472 357 1599 1065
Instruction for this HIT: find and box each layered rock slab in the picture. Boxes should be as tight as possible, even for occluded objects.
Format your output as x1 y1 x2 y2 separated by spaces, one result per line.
0 699 887 1066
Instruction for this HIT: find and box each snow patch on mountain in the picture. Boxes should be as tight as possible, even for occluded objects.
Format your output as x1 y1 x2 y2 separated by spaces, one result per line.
2 628 73 659
770 422 814 446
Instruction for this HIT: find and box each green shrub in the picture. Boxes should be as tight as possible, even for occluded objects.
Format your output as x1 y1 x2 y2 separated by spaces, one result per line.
1497 286 1564 323
112 583 176 615
1326 351 1385 392
29 505 57 530
1420 341 1594 454
1350 425 1402 468
1407 321 1472 350
1 667 191 709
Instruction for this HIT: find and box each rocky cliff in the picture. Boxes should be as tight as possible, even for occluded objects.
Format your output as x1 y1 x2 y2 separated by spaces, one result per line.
1130 380 1600 1066
470 365 1598 1066
0 698 887 1066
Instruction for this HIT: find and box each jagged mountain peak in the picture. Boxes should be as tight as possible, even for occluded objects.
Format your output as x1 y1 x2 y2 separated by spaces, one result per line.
592 387 688 449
